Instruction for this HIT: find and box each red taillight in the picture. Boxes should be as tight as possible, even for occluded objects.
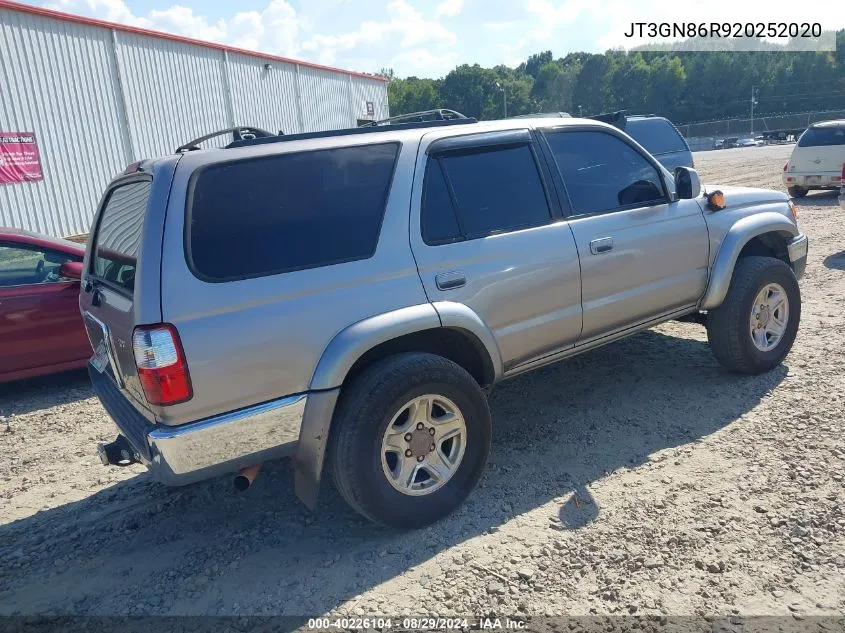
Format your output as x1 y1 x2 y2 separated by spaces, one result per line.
841 162 845 179
132 324 192 406
783 162 788 171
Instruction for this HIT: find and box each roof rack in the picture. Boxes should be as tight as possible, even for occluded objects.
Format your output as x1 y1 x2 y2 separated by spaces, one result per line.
508 112 571 119
588 110 628 131
359 109 469 127
226 115 477 150
176 126 276 153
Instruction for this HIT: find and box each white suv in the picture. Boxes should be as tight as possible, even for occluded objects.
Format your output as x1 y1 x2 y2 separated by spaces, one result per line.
783 120 845 198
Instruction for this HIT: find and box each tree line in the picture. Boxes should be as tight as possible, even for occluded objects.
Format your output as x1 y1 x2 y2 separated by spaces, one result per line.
383 31 845 124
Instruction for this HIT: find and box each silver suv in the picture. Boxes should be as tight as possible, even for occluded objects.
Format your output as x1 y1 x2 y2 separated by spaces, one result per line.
82 113 808 529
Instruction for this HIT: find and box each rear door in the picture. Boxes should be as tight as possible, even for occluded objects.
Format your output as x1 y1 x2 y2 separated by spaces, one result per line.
410 129 582 370
80 176 156 412
540 126 709 343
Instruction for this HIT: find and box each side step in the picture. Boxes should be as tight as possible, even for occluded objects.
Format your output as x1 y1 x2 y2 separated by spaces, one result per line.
97 435 141 467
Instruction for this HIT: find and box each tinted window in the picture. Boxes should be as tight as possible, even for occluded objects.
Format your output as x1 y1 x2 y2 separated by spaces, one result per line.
438 145 550 238
797 126 845 147
0 244 76 287
93 180 150 293
626 118 688 155
189 143 398 281
422 160 461 244
545 130 666 214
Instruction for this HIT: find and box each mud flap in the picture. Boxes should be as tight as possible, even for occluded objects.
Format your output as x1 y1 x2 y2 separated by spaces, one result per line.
292 388 340 510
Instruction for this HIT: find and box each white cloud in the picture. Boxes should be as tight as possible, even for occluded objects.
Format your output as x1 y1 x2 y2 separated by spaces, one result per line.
301 0 456 65
390 48 459 74
525 0 593 40
46 0 302 56
435 0 464 18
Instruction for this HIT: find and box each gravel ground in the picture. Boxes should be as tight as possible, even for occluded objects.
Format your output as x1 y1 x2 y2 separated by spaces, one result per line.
1 144 843 621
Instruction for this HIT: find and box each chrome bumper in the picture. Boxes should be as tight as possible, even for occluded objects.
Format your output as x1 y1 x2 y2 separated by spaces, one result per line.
148 395 307 485
787 234 808 280
90 364 307 485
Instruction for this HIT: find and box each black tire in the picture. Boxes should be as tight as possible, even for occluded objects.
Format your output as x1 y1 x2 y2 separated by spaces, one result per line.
788 186 807 198
706 256 801 374
328 352 492 529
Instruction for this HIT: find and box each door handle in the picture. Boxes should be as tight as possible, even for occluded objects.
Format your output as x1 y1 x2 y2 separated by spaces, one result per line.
435 271 466 290
589 237 614 255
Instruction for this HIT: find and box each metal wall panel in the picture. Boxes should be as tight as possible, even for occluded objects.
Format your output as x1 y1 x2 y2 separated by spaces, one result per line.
114 32 231 159
0 8 127 236
351 76 390 122
0 4 389 237
298 66 355 132
226 53 301 135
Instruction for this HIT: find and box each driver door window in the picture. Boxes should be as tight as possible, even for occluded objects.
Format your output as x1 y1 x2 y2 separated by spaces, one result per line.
0 245 74 287
544 130 666 215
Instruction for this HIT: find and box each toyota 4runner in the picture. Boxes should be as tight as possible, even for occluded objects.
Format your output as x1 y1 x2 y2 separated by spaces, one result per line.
82 112 808 529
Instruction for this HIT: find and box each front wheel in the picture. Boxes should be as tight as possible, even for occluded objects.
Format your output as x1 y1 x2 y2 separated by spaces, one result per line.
328 352 492 529
706 256 801 374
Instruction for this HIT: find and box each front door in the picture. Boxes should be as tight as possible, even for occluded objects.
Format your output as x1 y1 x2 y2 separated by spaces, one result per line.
0 242 89 378
540 127 710 342
410 130 582 370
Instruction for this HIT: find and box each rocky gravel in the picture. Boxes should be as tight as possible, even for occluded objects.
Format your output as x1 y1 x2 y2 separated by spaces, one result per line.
0 144 843 621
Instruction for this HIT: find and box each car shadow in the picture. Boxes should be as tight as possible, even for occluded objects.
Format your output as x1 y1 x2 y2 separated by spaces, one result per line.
790 190 840 207
0 327 787 619
0 368 92 417
823 250 845 271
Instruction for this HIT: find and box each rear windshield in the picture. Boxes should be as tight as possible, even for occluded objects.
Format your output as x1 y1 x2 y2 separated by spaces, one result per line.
626 119 688 155
798 126 845 147
93 180 150 293
187 142 399 282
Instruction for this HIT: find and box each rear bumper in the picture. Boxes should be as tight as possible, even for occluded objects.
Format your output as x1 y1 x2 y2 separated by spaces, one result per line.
90 365 306 485
782 173 841 189
787 234 808 280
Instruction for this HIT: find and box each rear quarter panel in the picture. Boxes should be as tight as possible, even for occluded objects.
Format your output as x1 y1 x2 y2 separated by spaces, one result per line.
158 136 429 425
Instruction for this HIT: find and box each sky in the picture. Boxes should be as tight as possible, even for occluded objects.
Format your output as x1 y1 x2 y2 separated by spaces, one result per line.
21 0 845 78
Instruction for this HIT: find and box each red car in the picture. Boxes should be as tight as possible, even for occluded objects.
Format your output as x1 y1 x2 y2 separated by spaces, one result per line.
0 227 91 383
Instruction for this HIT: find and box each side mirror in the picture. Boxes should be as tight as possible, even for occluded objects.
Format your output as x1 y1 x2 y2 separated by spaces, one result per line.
59 260 83 280
674 166 701 199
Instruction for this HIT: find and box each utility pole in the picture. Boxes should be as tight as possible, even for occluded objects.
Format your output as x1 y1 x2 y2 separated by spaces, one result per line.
496 82 507 118
578 104 583 117
750 86 759 136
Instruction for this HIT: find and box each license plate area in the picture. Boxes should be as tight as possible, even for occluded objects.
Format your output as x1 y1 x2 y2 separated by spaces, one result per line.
83 311 124 387
805 175 822 184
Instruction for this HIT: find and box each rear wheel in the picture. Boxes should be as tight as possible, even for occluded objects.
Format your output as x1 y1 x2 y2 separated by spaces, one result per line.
788 186 807 198
329 352 491 529
706 256 800 374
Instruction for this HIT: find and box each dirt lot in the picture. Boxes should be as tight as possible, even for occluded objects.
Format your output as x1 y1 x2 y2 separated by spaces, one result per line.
1 144 843 620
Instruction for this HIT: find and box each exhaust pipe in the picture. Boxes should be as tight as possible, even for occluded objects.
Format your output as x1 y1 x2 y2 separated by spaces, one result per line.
234 463 262 491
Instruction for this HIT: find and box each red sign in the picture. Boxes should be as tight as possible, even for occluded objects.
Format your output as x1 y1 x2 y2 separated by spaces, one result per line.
0 132 44 185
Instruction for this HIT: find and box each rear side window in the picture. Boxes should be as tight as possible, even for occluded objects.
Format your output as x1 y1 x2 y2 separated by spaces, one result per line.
188 143 398 281
626 118 688 155
422 144 551 244
93 180 150 293
798 126 845 147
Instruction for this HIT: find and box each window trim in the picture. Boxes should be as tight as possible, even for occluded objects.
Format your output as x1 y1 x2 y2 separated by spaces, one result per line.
539 125 671 219
0 241 81 290
421 138 556 246
89 174 152 297
183 141 401 284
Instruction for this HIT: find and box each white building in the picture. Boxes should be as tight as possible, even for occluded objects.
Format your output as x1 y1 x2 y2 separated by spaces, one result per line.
0 0 389 237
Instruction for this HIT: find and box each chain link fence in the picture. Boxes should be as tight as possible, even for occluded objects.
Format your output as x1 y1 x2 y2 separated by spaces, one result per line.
679 109 845 151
